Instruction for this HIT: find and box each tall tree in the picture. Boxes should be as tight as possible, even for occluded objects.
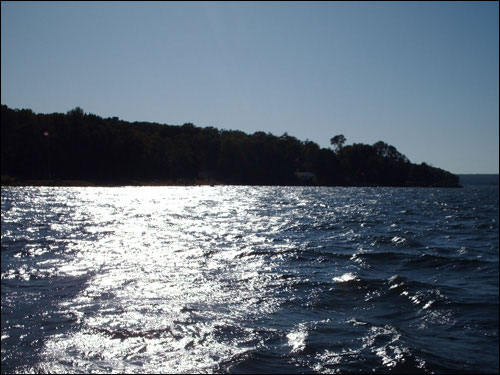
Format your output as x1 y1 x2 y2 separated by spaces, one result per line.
330 134 346 153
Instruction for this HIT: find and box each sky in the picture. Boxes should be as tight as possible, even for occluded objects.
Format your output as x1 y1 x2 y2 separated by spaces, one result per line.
1 1 498 174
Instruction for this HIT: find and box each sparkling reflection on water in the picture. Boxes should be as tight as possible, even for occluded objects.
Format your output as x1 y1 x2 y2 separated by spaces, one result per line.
1 186 498 374
45 187 292 373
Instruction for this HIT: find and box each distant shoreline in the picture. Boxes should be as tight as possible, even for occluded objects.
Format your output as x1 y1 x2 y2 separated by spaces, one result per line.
1 176 219 187
1 104 463 189
1 176 464 188
457 174 499 186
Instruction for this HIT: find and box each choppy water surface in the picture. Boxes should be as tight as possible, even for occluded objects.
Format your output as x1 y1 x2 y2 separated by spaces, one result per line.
1 186 498 374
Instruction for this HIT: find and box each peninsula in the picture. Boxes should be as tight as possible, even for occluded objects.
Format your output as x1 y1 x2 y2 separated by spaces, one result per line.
1 105 460 187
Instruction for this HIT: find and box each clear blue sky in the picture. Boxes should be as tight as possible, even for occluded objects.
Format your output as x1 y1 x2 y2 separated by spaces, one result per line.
2 1 498 174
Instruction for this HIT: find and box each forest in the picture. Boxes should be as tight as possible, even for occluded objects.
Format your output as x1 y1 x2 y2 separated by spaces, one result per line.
1 105 460 187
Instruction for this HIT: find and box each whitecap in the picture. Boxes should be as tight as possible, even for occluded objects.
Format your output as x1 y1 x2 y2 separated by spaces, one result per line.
391 236 406 245
287 327 308 353
333 272 358 283
422 300 433 309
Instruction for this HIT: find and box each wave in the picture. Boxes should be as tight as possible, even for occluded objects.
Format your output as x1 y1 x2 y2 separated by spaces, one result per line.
2 186 498 374
91 326 175 340
333 272 358 283
402 253 495 269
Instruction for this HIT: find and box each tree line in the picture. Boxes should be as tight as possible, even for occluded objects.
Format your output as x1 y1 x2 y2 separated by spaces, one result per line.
0 105 460 187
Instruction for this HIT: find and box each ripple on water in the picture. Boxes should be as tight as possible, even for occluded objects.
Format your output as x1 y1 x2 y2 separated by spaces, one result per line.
1 186 498 374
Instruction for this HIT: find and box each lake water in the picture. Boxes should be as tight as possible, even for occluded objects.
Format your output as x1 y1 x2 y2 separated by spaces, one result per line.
1 186 498 374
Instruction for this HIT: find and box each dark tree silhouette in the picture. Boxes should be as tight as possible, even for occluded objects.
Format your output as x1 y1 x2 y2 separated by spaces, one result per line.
0 104 460 187
67 107 85 118
330 134 346 153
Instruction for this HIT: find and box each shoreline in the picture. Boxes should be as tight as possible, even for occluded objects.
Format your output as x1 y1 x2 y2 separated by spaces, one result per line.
1 176 462 188
0 177 220 187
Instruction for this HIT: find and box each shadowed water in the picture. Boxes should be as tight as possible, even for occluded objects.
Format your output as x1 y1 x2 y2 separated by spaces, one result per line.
1 186 498 374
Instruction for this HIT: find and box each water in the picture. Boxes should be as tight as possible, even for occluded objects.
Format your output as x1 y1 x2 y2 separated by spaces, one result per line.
1 186 498 374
